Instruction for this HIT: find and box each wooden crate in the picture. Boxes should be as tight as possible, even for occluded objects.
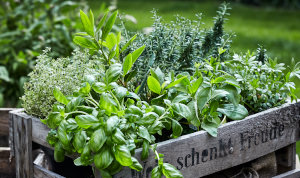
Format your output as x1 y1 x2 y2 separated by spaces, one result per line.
9 102 300 178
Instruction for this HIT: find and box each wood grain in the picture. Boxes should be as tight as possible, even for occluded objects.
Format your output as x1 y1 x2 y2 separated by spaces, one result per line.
0 108 15 136
13 114 33 178
272 169 300 178
33 164 65 178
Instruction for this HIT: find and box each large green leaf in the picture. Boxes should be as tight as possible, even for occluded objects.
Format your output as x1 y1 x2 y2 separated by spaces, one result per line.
94 146 113 170
217 104 248 120
132 45 145 64
114 145 133 166
105 63 122 84
151 166 162 178
102 11 118 40
80 10 94 36
96 11 108 32
73 130 87 153
106 116 119 135
201 120 218 137
138 126 151 142
147 76 161 94
53 88 69 105
75 115 99 129
46 112 63 129
172 119 183 137
123 53 133 76
162 163 183 178
100 93 118 114
171 103 192 121
196 87 211 111
73 36 98 49
129 157 143 171
89 128 107 153
165 76 187 89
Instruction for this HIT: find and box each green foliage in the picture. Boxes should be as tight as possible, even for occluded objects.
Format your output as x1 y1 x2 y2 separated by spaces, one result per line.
21 49 102 118
0 0 82 107
225 49 300 114
122 3 233 90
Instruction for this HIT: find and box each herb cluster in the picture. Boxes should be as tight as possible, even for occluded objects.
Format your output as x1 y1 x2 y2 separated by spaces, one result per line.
22 4 300 178
123 3 233 88
21 48 101 118
225 49 300 113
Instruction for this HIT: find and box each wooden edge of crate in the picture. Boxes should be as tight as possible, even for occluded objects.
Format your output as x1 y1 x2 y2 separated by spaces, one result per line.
9 102 300 178
34 164 65 178
272 169 300 178
0 108 16 136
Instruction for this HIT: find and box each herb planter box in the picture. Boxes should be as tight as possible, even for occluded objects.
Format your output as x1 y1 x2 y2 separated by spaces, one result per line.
9 102 300 178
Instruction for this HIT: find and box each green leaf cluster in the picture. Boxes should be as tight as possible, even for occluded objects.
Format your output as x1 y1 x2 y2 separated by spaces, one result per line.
225 49 300 113
121 3 233 91
0 0 84 107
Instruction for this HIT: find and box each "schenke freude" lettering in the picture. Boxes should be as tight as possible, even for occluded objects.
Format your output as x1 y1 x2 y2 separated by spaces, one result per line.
176 123 284 170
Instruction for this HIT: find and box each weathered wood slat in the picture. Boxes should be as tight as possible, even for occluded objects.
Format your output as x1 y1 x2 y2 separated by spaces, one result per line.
13 113 33 178
33 164 65 178
114 102 300 178
0 108 15 136
272 169 300 178
0 147 15 175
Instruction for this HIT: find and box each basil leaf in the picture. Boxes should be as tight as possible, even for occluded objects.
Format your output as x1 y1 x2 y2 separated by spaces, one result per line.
201 120 218 137
94 147 114 169
73 130 87 153
92 82 106 93
106 116 119 135
129 157 143 171
73 36 98 49
151 166 162 178
172 103 192 121
162 163 183 178
89 128 107 153
66 97 83 112
112 128 126 144
138 126 151 142
217 104 248 120
172 119 183 137
53 88 69 105
141 140 149 160
46 112 62 129
57 120 71 150
106 159 122 175
96 11 108 32
54 142 65 162
105 63 122 84
79 82 91 95
196 87 211 111
75 115 99 129
114 145 133 166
